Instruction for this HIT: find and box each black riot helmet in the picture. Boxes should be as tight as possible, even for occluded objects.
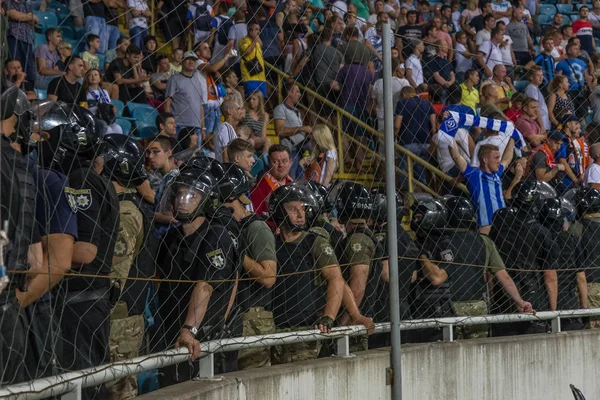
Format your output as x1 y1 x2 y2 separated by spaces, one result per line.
219 162 253 203
370 187 405 224
161 167 218 222
560 198 576 222
268 184 318 232
444 196 476 229
1 85 34 147
410 198 447 237
511 180 556 211
329 181 373 223
305 180 335 214
538 197 564 232
574 187 600 218
101 134 148 187
36 101 101 171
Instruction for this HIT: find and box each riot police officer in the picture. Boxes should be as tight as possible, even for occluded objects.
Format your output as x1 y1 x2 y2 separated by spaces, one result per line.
101 134 156 398
304 180 345 259
571 188 600 327
219 163 277 370
409 198 454 343
36 102 120 399
157 166 240 383
269 184 372 364
537 197 586 331
0 84 40 385
440 196 533 340
490 180 558 337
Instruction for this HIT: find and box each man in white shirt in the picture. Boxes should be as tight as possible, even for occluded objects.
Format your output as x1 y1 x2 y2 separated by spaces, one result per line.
475 14 496 46
477 27 504 78
372 59 409 132
584 143 600 189
215 99 245 162
405 39 424 88
471 129 512 168
491 0 512 25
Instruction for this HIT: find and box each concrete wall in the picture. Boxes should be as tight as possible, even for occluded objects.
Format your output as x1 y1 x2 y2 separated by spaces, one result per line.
139 330 600 400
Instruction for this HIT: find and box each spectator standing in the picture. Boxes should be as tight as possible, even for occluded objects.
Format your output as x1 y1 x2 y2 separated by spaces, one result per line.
460 69 480 112
496 21 516 75
584 143 600 189
547 75 576 127
34 28 63 89
81 34 101 71
128 0 150 50
556 43 592 120
69 0 84 28
256 8 282 72
339 26 372 68
227 10 248 72
165 51 207 141
106 44 148 104
250 144 293 218
187 0 213 44
515 98 546 150
427 40 455 103
215 99 244 162
525 35 555 89
557 114 588 190
207 1 231 61
505 8 533 65
273 83 313 179
104 0 123 51
47 56 85 104
83 0 108 54
394 86 436 186
490 0 512 26
590 0 600 37
405 39 424 88
524 65 551 131
475 14 495 46
573 6 596 56
477 27 504 78
454 31 473 81
150 54 171 102
310 28 343 99
397 10 423 60
372 59 409 132
4 0 38 84
239 20 267 99
169 47 183 74
468 1 492 34
460 0 482 37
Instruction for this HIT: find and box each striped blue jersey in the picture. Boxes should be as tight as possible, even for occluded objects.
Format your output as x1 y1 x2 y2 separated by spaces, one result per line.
463 164 506 227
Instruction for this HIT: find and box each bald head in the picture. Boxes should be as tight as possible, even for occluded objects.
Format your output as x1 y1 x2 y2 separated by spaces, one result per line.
591 143 600 160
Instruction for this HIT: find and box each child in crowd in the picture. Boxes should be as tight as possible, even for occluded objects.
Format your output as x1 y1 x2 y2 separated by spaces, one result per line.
505 93 525 124
81 34 101 72
170 48 184 74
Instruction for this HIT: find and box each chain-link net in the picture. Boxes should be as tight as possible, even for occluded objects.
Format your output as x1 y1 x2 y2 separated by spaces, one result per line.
2 0 600 397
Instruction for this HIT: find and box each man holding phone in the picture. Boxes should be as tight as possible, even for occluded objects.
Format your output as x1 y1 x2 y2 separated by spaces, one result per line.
239 20 267 98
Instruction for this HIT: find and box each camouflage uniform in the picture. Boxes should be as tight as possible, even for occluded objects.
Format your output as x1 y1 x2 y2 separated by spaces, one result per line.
453 300 489 339
237 307 276 369
106 193 145 400
271 326 322 364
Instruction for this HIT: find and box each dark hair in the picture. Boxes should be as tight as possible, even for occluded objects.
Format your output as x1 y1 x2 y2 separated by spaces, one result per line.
446 83 462 105
152 135 175 152
221 68 237 81
233 9 245 21
65 55 82 67
284 81 298 98
456 30 466 40
491 26 502 37
144 35 157 47
320 28 333 42
343 26 360 39
3 58 19 69
561 25 572 35
227 138 255 161
407 10 418 17
566 41 579 53
441 5 451 12
155 54 169 63
156 112 174 129
86 33 99 45
247 19 260 29
45 27 61 40
268 144 291 158
580 6 589 12
483 13 495 24
256 7 267 19
126 44 142 55
175 127 196 151
117 36 129 46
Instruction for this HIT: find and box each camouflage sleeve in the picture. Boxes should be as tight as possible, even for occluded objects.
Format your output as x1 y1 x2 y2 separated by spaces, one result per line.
111 201 144 288
343 232 376 267
481 234 506 274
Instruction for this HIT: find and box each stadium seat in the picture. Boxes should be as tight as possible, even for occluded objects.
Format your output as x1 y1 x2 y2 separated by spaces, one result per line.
134 122 158 139
34 33 46 48
33 11 58 30
35 89 47 100
111 100 125 116
576 4 588 11
538 14 553 25
539 4 557 15
127 101 156 118
556 4 573 14
115 117 132 135
514 80 529 92
74 27 86 40
132 106 159 126
563 15 572 25
570 14 579 22
46 3 68 15
97 54 105 72
60 26 75 40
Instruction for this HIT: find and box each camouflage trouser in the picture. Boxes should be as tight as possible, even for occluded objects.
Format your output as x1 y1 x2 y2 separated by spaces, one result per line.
238 307 276 370
588 283 600 328
271 326 322 365
106 302 144 400
453 300 489 340
349 335 369 353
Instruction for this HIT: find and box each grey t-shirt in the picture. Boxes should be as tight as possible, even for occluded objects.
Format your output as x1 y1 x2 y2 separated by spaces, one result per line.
165 71 207 128
273 103 306 151
214 122 237 162
506 21 529 52
150 71 170 100
228 22 247 65
524 83 550 130
311 43 343 88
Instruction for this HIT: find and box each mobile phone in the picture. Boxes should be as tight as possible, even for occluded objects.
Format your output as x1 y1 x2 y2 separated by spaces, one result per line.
230 49 238 57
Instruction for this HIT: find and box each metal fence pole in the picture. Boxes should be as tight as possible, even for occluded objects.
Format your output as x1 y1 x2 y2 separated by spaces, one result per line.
382 23 402 400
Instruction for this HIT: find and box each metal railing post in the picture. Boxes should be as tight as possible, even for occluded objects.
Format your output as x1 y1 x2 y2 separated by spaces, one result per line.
198 353 215 378
336 335 353 358
337 110 345 175
551 317 562 333
407 157 414 194
442 325 454 342
277 74 283 104
150 0 155 36
62 382 82 400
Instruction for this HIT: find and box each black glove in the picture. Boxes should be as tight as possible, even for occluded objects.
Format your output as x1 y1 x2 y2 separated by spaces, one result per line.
314 316 334 332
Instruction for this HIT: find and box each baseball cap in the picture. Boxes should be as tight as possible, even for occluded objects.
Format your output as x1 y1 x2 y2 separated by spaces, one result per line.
547 130 566 141
183 51 198 61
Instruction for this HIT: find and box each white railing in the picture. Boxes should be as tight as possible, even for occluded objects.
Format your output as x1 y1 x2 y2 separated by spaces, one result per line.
1 309 600 400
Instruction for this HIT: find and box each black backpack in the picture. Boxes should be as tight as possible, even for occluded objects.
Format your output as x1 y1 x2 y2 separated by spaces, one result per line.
193 2 212 32
216 15 234 46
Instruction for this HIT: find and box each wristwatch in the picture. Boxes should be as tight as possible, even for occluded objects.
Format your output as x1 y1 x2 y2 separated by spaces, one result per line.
182 324 199 336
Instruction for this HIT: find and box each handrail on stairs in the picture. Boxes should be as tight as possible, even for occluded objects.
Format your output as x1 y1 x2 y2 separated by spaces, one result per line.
263 61 468 195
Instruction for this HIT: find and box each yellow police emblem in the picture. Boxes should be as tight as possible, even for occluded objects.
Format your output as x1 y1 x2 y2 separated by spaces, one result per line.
207 249 225 270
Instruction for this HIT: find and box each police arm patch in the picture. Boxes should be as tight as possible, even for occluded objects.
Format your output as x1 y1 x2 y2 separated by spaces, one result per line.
352 242 363 252
65 187 93 211
206 249 226 270
64 187 79 213
440 249 454 262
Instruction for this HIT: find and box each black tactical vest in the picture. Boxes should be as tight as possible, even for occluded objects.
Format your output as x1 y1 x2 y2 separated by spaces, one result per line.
581 219 600 284
272 233 325 328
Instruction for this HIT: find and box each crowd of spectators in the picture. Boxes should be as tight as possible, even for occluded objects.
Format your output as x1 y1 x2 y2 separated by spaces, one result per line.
8 0 600 396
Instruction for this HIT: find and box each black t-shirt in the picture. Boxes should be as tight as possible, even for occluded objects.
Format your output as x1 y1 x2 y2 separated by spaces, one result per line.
545 230 583 310
104 5 119 26
397 25 423 58
469 15 484 32
529 151 563 188
428 56 454 82
64 165 120 292
106 58 147 103
157 221 238 343
84 0 105 18
48 76 85 104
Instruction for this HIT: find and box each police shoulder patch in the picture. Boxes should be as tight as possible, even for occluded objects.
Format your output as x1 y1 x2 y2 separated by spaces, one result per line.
352 242 363 253
321 243 334 256
207 249 226 270
440 249 454 262
65 187 93 211
114 238 128 257
64 187 78 213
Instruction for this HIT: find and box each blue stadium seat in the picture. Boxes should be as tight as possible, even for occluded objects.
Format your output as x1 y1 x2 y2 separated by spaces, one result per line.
127 101 156 118
563 15 572 25
111 99 125 116
115 117 132 135
570 14 579 22
35 89 47 100
556 4 573 14
132 106 159 126
538 14 553 25
33 11 58 30
539 4 557 15
60 26 75 40
46 3 68 15
74 27 86 40
34 33 46 48
514 80 529 92
97 53 105 72
134 122 158 139
576 4 588 11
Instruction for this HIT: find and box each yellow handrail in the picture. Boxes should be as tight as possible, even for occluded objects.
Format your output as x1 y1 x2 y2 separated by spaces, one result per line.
265 61 468 195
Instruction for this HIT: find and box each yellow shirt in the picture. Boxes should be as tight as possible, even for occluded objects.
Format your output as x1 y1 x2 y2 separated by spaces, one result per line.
81 51 99 70
460 82 479 113
238 37 266 83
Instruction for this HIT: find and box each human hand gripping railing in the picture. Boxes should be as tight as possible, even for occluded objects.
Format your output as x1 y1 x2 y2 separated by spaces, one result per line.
266 61 468 195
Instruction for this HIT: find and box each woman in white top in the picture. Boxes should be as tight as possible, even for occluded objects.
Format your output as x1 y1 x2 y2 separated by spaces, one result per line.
83 69 123 135
302 124 338 187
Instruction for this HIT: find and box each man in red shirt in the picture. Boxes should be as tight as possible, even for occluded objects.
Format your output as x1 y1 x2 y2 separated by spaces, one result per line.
515 97 546 151
572 6 596 55
250 144 293 218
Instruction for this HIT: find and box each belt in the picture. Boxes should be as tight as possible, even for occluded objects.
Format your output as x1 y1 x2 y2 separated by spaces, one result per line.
64 288 107 305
